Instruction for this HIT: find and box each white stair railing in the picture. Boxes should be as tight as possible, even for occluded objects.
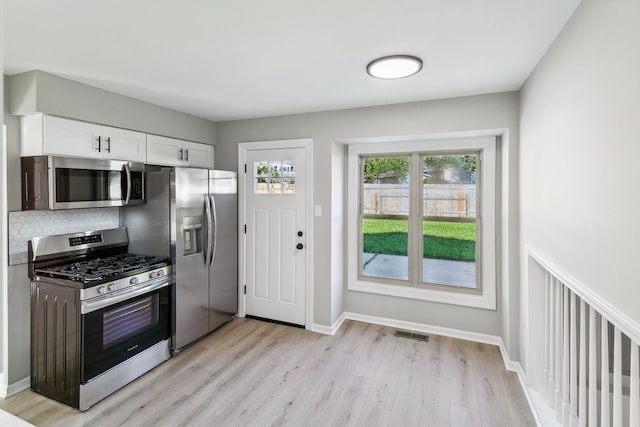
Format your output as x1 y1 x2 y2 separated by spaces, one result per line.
543 270 640 427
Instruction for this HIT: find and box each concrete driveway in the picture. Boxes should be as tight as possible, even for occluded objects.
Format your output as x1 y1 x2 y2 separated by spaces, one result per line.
362 253 476 288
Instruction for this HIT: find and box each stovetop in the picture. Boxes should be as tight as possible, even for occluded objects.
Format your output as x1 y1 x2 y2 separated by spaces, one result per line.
35 253 169 286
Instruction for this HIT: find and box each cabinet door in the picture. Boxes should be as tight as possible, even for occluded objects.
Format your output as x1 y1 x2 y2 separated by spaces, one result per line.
183 141 213 169
146 134 183 166
44 116 102 159
102 126 147 162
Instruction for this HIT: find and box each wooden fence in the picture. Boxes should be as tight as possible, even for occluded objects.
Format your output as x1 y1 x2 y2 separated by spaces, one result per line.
362 184 476 218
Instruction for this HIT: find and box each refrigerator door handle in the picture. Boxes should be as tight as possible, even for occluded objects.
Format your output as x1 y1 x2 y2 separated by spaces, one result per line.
204 194 213 266
209 195 218 267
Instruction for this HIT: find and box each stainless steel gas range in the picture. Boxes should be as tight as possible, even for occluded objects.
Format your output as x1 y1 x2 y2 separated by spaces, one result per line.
28 228 172 411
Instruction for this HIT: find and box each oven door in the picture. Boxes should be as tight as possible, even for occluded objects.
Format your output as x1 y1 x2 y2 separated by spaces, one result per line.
49 156 145 209
81 284 170 383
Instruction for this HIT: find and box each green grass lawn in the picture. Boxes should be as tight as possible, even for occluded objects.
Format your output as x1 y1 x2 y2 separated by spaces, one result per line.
362 219 476 262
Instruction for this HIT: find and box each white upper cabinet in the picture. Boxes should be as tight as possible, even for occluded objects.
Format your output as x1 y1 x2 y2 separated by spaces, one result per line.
101 125 146 162
145 134 182 165
20 114 213 167
21 114 147 162
42 116 102 158
147 134 214 169
182 140 213 168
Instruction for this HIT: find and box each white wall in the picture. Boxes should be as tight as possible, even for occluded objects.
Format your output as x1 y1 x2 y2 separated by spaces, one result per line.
216 92 520 340
519 0 640 366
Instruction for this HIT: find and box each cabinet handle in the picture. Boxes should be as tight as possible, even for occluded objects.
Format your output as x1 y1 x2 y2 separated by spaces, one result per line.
179 148 184 161
96 136 102 152
184 149 189 162
105 137 111 153
24 172 29 203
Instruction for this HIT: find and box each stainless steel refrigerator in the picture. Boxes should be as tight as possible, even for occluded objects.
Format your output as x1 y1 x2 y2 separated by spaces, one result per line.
123 167 238 353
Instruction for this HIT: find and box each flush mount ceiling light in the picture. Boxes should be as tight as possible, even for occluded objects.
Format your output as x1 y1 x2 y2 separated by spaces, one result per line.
366 55 423 79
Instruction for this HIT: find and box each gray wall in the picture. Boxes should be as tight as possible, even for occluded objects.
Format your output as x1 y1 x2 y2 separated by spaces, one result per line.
519 0 640 366
3 75 31 385
9 70 217 144
5 76 20 211
330 142 346 324
215 92 520 339
1 72 218 389
0 4 6 390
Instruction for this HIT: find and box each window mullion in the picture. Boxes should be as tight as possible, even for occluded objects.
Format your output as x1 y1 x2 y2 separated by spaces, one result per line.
410 152 422 285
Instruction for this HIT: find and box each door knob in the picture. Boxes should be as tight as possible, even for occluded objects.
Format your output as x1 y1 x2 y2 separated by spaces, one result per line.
297 231 303 237
296 243 304 250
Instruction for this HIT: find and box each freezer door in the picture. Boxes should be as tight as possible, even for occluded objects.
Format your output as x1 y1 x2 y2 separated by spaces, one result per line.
209 171 238 331
174 168 210 350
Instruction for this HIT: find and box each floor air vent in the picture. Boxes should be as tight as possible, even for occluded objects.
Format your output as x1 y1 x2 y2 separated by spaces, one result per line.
394 330 429 342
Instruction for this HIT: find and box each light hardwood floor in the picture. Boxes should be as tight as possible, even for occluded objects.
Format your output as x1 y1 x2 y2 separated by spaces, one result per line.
0 318 536 427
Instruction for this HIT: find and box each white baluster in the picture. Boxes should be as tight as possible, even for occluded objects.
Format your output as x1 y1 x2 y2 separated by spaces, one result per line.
570 292 578 426
545 272 551 397
588 308 597 427
601 317 610 427
612 327 622 427
578 299 586 426
630 341 639 427
556 279 565 420
563 286 571 426
549 274 557 402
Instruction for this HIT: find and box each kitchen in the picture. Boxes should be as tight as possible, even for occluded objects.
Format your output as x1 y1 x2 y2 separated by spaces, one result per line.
0 67 529 426
3 0 638 426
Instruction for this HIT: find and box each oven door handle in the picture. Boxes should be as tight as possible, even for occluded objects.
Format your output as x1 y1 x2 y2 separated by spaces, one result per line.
81 277 170 314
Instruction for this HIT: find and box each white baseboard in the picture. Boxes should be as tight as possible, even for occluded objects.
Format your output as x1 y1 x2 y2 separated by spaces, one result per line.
310 312 347 336
310 323 332 335
0 377 30 399
344 311 504 347
0 408 35 427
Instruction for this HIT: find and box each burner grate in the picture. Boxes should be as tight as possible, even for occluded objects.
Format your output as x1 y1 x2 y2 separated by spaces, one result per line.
35 253 169 284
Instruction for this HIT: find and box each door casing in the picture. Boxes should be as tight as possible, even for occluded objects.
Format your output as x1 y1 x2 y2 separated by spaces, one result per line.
238 138 314 329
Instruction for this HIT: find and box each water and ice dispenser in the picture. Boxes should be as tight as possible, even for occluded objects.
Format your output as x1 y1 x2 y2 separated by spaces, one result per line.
182 216 203 256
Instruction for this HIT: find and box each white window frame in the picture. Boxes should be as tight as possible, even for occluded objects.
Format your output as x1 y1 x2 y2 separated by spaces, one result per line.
347 137 496 310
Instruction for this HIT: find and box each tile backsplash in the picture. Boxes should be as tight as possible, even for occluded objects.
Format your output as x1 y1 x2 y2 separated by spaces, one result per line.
8 208 120 265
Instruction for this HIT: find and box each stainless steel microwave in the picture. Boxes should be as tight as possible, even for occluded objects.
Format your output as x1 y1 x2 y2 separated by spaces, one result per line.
22 156 145 210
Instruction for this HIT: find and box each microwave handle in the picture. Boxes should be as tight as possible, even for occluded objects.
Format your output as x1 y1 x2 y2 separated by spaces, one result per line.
123 163 132 205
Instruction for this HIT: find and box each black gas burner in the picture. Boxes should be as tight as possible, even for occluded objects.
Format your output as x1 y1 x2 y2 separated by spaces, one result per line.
36 253 169 285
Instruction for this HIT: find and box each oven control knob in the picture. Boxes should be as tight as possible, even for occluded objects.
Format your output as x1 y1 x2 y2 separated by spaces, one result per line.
157 270 165 277
129 277 138 285
108 283 116 292
97 286 107 295
149 271 157 279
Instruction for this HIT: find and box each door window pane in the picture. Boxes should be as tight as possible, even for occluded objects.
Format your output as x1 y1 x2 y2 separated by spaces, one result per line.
254 160 296 194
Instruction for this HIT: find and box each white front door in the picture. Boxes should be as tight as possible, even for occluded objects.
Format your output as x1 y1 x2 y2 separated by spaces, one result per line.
244 146 307 325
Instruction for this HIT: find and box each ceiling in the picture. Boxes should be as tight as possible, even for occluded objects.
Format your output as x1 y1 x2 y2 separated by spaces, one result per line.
2 0 581 122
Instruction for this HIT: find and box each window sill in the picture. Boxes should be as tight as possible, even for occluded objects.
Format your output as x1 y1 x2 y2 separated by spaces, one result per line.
348 279 496 310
